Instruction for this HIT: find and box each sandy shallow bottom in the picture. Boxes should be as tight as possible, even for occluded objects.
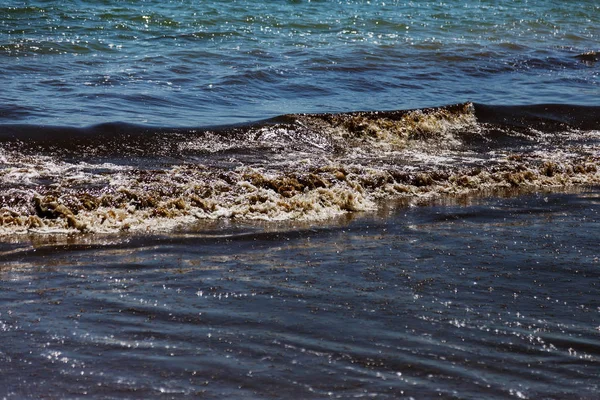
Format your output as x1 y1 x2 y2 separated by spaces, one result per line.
1 187 599 399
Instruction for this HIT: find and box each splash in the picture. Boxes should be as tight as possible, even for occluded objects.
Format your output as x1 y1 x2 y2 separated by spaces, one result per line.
1 103 599 236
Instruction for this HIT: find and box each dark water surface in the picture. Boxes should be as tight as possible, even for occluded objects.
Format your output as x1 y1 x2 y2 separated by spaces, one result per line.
1 188 599 399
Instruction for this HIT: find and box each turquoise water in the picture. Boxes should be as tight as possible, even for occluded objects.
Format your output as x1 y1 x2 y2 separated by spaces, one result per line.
1 0 599 126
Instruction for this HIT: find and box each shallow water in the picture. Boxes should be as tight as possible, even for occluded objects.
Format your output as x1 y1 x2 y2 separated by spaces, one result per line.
1 188 599 399
1 1 600 398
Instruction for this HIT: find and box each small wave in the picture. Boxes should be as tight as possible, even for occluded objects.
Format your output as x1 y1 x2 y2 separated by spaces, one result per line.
473 103 600 132
0 103 40 120
1 152 598 236
0 103 479 160
2 102 599 158
575 51 599 64
1 102 599 236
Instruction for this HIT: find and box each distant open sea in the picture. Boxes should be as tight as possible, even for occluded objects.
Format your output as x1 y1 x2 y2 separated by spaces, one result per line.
1 1 599 398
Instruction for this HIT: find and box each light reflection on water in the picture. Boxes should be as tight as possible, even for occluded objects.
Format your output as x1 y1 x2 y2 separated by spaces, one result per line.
2 0 599 126
0 188 599 398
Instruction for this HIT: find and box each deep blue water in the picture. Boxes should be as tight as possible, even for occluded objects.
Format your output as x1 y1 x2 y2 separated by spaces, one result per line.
1 0 599 126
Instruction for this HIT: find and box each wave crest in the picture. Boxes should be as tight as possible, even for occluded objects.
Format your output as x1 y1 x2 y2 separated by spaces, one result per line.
1 102 599 236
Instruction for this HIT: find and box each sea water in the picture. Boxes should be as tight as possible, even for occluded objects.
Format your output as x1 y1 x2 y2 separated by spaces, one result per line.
1 0 599 398
1 0 599 126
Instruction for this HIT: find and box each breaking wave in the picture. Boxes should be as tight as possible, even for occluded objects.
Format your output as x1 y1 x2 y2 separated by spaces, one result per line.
1 102 599 235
